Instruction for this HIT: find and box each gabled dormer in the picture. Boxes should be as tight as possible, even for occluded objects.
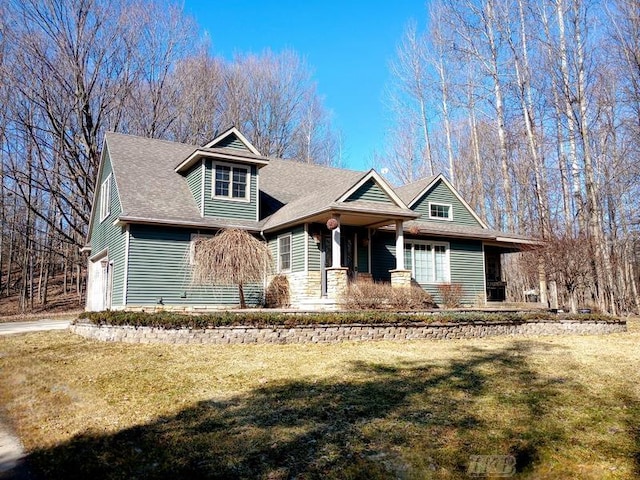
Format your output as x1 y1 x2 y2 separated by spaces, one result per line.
175 127 269 222
203 127 261 155
397 174 487 228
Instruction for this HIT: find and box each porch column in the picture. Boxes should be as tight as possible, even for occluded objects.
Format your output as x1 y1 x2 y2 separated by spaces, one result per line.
390 219 411 288
331 214 341 268
395 220 404 270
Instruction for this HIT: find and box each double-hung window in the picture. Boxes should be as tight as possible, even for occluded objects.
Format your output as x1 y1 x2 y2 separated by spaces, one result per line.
404 241 450 283
99 175 111 222
213 163 249 200
428 202 452 221
278 235 292 272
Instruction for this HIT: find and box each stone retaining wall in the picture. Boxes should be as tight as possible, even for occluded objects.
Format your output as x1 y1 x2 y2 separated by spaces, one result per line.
70 319 626 345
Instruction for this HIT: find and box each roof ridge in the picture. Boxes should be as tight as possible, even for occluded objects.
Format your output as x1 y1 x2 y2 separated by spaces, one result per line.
105 131 199 149
397 174 439 188
270 157 367 175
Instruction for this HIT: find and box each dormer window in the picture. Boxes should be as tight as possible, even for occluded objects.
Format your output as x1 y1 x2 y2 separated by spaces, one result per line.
429 202 452 221
213 162 249 201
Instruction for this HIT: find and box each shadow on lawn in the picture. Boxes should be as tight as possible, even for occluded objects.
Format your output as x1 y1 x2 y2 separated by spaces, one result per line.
26 341 568 479
618 390 640 478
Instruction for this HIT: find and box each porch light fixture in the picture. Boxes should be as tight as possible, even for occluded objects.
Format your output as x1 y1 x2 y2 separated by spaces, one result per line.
100 259 109 268
312 232 322 244
326 218 339 230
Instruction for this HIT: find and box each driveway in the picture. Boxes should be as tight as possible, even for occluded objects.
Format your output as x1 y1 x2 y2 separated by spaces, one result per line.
0 319 71 336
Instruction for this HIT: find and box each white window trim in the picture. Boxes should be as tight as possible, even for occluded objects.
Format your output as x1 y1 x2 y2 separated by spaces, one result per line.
211 161 251 203
277 234 292 273
99 174 111 222
428 202 453 221
405 240 451 284
189 232 215 265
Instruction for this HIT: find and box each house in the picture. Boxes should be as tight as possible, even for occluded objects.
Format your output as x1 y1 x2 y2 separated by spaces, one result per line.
84 127 536 311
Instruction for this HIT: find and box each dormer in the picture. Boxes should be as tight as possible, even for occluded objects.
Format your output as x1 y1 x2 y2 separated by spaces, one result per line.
175 127 269 221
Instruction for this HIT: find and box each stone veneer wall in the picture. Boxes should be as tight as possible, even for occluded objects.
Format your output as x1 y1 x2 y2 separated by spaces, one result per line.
70 319 626 345
272 271 322 308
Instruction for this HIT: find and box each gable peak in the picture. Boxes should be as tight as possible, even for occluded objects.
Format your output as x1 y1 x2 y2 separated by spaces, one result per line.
203 126 261 155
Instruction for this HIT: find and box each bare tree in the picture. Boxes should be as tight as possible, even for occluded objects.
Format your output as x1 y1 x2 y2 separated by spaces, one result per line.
191 229 272 309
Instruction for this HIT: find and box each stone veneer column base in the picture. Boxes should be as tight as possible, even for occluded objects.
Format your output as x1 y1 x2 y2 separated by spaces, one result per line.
326 267 349 301
390 269 412 288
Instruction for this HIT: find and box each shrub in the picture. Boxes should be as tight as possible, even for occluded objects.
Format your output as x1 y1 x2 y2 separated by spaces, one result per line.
343 281 436 310
76 310 622 329
437 283 464 308
265 275 290 308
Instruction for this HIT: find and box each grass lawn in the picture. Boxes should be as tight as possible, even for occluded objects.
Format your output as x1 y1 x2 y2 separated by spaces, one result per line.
0 320 638 479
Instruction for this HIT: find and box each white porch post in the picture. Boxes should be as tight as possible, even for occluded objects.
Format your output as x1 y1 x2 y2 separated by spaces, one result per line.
331 214 341 268
395 220 404 270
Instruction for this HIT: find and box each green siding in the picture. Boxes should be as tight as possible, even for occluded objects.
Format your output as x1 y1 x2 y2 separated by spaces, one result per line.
449 240 485 304
203 160 258 220
371 233 484 305
371 233 397 282
185 161 203 213
292 226 306 272
357 235 369 274
268 226 306 273
126 225 262 306
268 236 278 273
216 134 251 152
89 147 127 306
345 179 392 203
308 226 322 271
412 179 483 227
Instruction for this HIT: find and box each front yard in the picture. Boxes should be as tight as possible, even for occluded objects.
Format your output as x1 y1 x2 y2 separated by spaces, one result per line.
0 320 638 479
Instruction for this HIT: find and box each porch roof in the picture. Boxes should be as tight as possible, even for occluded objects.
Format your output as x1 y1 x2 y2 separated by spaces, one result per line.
260 158 417 232
381 220 542 249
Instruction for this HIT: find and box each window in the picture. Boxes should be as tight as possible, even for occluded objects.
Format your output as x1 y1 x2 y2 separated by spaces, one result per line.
278 235 292 272
429 202 452 220
404 241 450 283
213 163 249 200
99 175 111 222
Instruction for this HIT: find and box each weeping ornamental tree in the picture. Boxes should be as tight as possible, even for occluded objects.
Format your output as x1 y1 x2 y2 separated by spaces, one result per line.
191 229 272 308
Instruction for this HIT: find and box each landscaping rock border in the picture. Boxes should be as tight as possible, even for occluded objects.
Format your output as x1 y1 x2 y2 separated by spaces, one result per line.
70 318 627 345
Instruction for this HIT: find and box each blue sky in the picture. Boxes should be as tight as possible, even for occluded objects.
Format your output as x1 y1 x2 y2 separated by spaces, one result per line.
183 0 429 171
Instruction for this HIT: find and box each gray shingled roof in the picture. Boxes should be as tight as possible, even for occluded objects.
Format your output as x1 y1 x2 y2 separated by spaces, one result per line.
258 160 418 230
388 220 540 244
395 176 437 205
100 133 534 245
105 132 264 231
106 132 199 220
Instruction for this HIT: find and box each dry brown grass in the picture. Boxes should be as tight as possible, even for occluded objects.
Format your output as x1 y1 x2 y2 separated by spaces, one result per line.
0 320 638 478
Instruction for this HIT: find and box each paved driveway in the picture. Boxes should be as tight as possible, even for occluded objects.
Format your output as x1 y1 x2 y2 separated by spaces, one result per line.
0 319 71 336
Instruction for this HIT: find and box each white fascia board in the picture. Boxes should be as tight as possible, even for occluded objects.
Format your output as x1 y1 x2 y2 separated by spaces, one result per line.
202 126 261 155
175 149 269 173
408 174 489 229
85 139 108 245
336 169 409 208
